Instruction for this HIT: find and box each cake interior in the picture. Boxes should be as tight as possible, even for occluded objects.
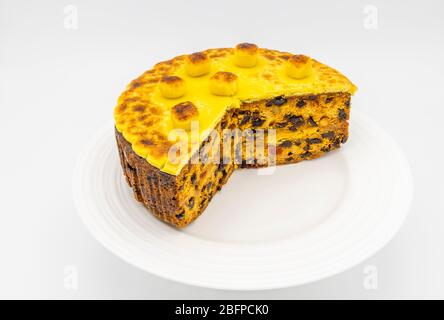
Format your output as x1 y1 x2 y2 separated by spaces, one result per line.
119 91 350 227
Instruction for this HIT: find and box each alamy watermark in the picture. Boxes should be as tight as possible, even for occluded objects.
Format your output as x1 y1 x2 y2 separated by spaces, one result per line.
63 265 79 291
64 5 78 30
166 121 277 175
363 265 378 290
363 5 378 30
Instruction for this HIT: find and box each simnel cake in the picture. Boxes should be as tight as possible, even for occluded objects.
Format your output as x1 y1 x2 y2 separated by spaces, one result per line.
114 44 357 227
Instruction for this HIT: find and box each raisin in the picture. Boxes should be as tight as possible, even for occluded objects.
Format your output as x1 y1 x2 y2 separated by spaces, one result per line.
325 96 334 103
303 145 311 151
206 181 213 191
188 197 195 209
285 157 294 161
341 135 348 143
308 116 317 127
251 116 265 127
338 109 347 120
285 114 304 130
333 138 341 148
273 96 287 106
287 151 293 156
278 140 292 148
300 151 312 158
307 138 322 144
321 146 331 153
266 96 287 107
240 114 251 125
321 131 335 139
345 99 351 108
276 122 288 128
308 95 317 101
175 212 185 220
296 100 306 108
190 173 197 185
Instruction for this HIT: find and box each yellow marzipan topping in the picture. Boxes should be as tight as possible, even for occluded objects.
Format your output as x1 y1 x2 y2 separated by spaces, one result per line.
114 46 357 175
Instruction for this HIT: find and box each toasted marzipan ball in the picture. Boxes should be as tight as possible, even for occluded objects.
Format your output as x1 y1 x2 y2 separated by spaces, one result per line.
159 75 186 98
234 43 258 67
185 52 211 77
171 101 199 130
286 55 313 79
209 71 238 96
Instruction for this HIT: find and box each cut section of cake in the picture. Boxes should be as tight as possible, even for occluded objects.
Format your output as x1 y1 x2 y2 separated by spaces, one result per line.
114 44 357 227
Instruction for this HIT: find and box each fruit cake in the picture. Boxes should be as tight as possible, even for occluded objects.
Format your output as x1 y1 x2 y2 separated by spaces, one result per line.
114 44 357 227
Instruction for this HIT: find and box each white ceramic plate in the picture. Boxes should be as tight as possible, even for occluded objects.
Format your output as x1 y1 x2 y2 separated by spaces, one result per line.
73 111 412 290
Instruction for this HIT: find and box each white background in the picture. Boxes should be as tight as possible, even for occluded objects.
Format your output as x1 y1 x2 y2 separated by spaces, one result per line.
0 0 443 299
